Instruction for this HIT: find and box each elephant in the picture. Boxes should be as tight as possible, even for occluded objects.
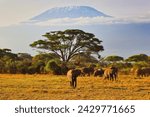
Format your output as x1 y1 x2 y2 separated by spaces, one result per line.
144 68 150 76
135 67 150 77
94 68 104 77
130 68 142 77
81 67 94 76
104 67 118 81
130 68 137 75
67 69 81 88
135 68 143 77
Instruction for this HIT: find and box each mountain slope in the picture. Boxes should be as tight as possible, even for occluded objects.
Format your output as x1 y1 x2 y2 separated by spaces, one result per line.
31 6 110 21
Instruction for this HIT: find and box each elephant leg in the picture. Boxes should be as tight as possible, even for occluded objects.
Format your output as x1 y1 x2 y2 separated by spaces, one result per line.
109 75 111 81
70 81 72 86
74 77 77 88
112 74 115 81
106 75 109 80
104 75 107 80
70 77 74 87
72 78 75 88
72 77 77 88
115 74 117 80
114 75 116 81
113 74 116 81
70 80 73 87
109 75 112 81
107 74 110 80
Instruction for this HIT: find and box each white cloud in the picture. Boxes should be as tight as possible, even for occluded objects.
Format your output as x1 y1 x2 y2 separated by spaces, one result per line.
28 15 150 26
33 17 114 26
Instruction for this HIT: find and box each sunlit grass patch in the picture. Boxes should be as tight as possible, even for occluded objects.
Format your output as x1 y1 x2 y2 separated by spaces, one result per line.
0 74 150 100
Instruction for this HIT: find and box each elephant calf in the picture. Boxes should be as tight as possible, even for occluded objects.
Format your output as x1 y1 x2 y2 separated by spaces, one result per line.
67 69 81 88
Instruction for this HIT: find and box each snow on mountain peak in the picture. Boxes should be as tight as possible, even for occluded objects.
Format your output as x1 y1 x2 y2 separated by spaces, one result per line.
31 6 111 21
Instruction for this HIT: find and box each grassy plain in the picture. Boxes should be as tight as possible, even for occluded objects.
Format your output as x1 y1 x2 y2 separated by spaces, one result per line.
0 74 150 100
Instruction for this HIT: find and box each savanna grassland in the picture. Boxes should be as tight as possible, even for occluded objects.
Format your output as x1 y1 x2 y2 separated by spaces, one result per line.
0 74 150 100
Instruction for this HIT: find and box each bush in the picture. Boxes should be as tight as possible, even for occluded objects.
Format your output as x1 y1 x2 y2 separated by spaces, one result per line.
32 60 45 73
133 61 150 68
45 60 61 75
28 66 36 74
60 63 68 75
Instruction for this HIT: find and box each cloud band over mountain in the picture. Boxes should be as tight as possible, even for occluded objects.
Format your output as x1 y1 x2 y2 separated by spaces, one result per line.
28 15 150 26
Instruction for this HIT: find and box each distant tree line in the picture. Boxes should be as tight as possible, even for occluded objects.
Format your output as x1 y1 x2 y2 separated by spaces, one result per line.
0 48 149 75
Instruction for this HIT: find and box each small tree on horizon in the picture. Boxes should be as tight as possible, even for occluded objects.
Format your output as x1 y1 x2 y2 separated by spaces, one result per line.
105 55 124 62
30 29 104 63
126 54 149 62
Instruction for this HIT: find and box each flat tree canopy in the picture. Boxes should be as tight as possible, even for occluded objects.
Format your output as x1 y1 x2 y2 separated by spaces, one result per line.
126 54 149 62
30 29 104 62
105 55 124 62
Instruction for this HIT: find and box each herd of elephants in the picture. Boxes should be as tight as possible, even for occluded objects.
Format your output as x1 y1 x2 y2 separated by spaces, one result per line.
67 66 150 88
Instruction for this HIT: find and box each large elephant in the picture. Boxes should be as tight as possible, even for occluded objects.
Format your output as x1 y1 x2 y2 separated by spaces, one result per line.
67 69 81 88
94 68 104 77
104 67 118 81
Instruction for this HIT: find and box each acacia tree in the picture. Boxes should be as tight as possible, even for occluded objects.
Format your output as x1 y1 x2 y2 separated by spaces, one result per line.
105 55 124 62
126 54 149 62
30 29 104 63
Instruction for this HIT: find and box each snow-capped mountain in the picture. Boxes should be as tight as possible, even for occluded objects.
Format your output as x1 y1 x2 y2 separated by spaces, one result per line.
31 6 110 21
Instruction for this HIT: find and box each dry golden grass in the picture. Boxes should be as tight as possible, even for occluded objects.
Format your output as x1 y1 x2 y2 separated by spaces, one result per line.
0 74 150 100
